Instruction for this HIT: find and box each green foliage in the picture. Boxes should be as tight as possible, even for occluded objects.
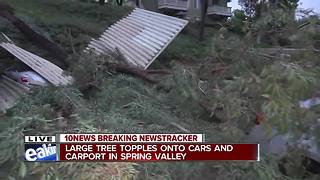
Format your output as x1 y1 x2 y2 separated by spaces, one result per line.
0 87 139 179
260 62 316 134
228 10 250 35
239 0 299 18
279 0 300 11
235 1 306 47
69 52 114 90
250 8 296 46
210 26 320 135
292 15 320 49
197 22 320 178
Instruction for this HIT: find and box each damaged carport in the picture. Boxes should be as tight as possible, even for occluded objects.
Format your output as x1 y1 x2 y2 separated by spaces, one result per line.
0 40 72 113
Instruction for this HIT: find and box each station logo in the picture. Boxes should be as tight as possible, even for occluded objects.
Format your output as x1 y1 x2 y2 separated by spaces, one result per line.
24 136 57 161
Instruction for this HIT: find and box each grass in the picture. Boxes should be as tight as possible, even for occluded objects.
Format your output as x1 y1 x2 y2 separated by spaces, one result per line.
2 0 132 55
156 23 216 68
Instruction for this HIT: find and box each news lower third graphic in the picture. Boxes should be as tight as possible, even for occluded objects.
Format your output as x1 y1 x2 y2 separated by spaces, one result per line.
24 134 260 162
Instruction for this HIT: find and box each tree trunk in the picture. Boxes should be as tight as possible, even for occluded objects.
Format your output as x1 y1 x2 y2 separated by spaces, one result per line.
199 0 208 42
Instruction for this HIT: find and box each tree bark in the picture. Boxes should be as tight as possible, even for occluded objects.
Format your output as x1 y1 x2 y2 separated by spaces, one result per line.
199 0 208 42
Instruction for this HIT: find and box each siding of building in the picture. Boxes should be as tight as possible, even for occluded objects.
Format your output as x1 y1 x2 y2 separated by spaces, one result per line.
141 0 159 12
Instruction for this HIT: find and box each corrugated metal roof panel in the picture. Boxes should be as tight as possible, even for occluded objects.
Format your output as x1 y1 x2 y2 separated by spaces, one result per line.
0 75 30 113
86 8 188 69
0 42 73 86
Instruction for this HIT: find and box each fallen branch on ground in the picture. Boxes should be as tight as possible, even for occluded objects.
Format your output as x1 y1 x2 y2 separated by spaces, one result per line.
114 64 158 83
101 49 171 84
